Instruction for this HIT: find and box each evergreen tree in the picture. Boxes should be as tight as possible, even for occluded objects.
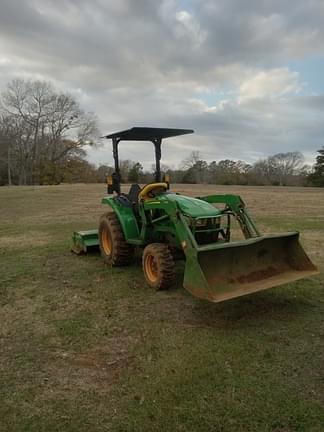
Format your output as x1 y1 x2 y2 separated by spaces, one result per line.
308 147 324 186
128 162 143 183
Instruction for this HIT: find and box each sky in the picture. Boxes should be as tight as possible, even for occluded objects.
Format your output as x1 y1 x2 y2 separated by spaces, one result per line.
0 0 324 169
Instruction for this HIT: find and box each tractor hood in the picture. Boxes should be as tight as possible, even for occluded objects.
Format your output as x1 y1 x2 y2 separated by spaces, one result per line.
161 193 221 218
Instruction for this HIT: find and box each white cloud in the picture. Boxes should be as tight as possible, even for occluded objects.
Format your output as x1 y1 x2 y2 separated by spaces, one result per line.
175 10 207 46
238 68 302 103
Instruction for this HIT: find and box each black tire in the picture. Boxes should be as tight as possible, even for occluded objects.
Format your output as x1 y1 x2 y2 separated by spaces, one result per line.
99 212 134 266
142 243 175 290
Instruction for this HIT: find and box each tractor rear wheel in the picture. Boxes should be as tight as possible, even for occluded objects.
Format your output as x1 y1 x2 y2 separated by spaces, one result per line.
99 212 134 266
142 243 175 290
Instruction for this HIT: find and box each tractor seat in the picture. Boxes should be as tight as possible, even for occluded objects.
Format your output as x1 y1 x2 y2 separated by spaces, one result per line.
139 182 168 201
128 183 141 203
113 183 141 210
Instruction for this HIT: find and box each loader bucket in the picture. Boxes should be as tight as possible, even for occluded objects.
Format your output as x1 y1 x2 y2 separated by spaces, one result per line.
71 229 99 254
183 232 318 303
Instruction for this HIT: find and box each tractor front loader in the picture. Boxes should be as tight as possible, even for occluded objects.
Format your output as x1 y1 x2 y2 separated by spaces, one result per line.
72 127 318 303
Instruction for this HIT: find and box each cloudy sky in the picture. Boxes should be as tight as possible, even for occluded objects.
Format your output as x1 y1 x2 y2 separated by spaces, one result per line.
1 0 324 168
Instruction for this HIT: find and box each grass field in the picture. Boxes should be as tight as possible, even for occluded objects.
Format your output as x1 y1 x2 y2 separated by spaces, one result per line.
0 183 324 432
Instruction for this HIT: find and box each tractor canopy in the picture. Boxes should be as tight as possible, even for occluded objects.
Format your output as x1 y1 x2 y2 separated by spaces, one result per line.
103 127 194 193
103 127 194 141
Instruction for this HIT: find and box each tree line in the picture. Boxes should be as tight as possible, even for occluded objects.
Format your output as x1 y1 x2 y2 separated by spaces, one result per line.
77 149 322 187
26 148 320 187
1 79 323 187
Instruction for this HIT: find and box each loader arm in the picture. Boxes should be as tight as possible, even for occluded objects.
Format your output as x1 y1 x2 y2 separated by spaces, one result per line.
198 194 260 238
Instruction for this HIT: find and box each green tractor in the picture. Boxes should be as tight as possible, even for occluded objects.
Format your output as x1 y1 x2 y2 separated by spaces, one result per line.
72 127 318 303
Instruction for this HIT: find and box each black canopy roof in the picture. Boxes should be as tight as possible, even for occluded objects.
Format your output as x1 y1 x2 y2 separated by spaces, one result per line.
103 127 194 141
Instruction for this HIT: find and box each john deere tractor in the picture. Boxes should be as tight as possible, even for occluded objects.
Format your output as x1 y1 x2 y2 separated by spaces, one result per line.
72 127 318 303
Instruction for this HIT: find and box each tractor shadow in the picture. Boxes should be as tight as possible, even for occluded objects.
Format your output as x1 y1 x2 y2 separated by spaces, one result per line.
168 259 320 330
180 279 320 330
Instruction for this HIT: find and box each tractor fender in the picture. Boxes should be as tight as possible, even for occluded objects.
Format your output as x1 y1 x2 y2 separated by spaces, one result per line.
101 197 140 241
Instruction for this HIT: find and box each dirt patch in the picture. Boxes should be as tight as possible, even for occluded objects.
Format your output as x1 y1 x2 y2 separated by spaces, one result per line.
40 340 137 398
232 266 279 284
69 351 134 377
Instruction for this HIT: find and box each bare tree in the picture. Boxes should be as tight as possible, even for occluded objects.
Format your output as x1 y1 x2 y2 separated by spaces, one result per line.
267 152 305 185
0 79 99 184
181 151 201 170
0 113 13 185
119 159 133 182
180 151 209 183
249 152 305 186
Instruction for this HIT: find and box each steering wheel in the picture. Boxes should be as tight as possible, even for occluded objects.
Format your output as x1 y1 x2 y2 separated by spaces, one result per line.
139 182 168 201
147 186 166 198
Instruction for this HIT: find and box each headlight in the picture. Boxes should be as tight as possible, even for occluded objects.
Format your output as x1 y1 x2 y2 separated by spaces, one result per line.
195 218 208 227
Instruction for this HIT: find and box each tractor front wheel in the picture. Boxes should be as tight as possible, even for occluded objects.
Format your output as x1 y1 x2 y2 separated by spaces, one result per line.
143 243 175 290
99 212 134 266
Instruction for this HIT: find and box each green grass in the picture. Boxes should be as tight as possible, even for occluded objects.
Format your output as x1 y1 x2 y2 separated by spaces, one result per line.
0 184 323 432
